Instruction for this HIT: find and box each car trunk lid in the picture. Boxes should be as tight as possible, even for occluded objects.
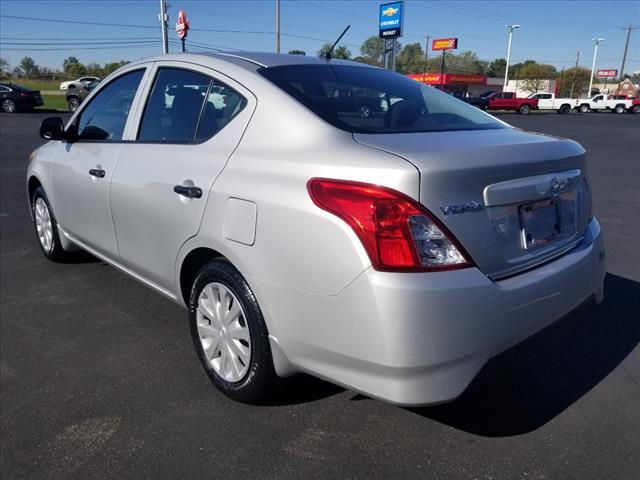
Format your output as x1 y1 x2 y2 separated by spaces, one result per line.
354 128 592 279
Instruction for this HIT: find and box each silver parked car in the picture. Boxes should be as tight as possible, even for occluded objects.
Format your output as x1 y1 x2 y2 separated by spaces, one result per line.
28 53 605 406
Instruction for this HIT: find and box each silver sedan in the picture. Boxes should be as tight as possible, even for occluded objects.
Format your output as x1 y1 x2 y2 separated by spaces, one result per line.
27 52 605 406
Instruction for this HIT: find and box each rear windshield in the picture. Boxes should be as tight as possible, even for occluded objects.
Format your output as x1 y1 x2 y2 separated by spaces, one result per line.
259 64 506 134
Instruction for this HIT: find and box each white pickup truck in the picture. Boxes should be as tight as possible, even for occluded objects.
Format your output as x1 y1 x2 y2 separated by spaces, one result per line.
526 92 577 114
575 94 633 114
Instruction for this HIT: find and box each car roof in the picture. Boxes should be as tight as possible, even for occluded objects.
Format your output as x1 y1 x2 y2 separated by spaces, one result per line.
0 82 30 91
128 51 372 71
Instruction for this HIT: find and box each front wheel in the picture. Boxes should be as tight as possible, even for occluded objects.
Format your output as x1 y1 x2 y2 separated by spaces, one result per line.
631 105 640 114
357 104 372 118
2 99 16 113
189 259 278 404
518 104 531 115
578 104 590 113
68 98 80 112
31 186 70 262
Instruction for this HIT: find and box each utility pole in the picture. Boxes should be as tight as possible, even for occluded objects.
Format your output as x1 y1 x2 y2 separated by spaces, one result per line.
569 50 580 98
423 35 430 73
619 26 638 78
275 0 281 54
159 0 169 54
503 24 520 91
588 38 605 98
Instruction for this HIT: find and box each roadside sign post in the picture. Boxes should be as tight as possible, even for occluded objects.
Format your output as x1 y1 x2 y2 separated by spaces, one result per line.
176 9 190 53
378 1 403 71
432 38 458 90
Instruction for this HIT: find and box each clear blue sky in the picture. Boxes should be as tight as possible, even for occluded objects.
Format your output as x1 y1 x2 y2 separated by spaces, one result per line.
1 0 638 75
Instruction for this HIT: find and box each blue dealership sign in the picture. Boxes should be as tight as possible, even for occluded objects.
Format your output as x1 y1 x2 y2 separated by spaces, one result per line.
379 1 403 38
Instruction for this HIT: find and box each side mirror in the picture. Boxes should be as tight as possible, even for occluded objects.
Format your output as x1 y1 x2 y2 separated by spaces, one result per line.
39 117 66 141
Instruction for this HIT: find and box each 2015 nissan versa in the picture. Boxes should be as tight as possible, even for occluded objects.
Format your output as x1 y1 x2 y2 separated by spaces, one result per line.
27 53 605 406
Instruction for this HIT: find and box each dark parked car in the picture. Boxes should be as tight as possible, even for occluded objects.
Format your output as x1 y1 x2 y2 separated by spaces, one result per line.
0 82 44 113
462 90 496 110
66 80 100 112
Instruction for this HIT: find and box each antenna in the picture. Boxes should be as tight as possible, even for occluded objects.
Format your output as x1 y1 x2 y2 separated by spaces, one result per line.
324 25 350 61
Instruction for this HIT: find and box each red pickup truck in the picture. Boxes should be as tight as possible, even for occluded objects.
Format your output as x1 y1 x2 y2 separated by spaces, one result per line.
485 91 539 114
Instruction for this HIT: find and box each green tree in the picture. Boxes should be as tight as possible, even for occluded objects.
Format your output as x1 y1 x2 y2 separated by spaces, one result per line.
288 49 306 55
516 62 557 93
487 58 507 77
556 67 591 98
317 43 351 60
102 61 129 76
443 50 487 75
63 56 87 76
396 42 425 74
19 56 39 76
85 63 103 77
359 36 385 66
0 58 9 78
62 56 80 72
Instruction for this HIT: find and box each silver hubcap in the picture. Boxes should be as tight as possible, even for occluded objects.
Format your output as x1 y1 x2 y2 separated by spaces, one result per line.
3 100 15 112
196 282 251 382
34 198 53 252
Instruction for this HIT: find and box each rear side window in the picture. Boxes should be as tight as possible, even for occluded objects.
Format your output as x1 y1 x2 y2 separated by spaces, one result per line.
75 69 144 141
138 68 246 143
259 64 504 134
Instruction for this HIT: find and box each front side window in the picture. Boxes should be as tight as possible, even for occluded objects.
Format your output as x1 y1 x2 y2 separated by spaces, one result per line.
75 69 144 141
259 65 505 134
138 68 246 143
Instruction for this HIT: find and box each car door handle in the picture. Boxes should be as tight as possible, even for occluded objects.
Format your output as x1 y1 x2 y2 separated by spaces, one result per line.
173 185 202 199
89 168 105 178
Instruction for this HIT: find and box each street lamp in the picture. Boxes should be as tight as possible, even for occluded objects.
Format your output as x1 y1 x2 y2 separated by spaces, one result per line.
588 38 606 97
503 24 520 91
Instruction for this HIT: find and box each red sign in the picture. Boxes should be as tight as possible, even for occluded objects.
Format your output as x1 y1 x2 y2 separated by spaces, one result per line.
596 69 617 78
408 73 486 85
176 10 190 40
432 38 458 51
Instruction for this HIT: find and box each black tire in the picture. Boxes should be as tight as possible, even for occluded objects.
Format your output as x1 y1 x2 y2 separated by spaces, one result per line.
558 104 571 114
578 104 590 113
31 186 70 262
189 259 278 404
2 98 17 113
632 105 640 114
68 98 80 112
518 104 531 115
614 104 625 114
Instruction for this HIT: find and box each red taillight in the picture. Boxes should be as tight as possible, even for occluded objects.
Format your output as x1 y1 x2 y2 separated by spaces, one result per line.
307 178 473 272
20 93 30 97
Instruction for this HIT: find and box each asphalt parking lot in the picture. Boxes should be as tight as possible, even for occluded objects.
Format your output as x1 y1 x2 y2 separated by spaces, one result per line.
1 111 639 479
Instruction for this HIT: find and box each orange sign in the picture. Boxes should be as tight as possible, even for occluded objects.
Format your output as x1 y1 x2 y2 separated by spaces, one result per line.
432 38 458 51
408 73 486 85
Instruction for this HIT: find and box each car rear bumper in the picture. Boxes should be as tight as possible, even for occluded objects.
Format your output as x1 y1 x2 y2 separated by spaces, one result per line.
259 217 605 406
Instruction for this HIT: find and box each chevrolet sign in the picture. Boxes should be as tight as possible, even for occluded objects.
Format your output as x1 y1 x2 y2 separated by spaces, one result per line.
379 1 403 38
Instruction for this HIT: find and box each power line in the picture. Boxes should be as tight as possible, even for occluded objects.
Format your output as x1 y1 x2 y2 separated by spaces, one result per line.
0 14 157 29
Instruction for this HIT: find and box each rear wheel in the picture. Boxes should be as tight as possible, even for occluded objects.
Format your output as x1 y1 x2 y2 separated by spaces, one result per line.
518 104 531 115
2 99 16 113
558 104 571 114
189 259 278 403
614 104 626 114
578 104 590 113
